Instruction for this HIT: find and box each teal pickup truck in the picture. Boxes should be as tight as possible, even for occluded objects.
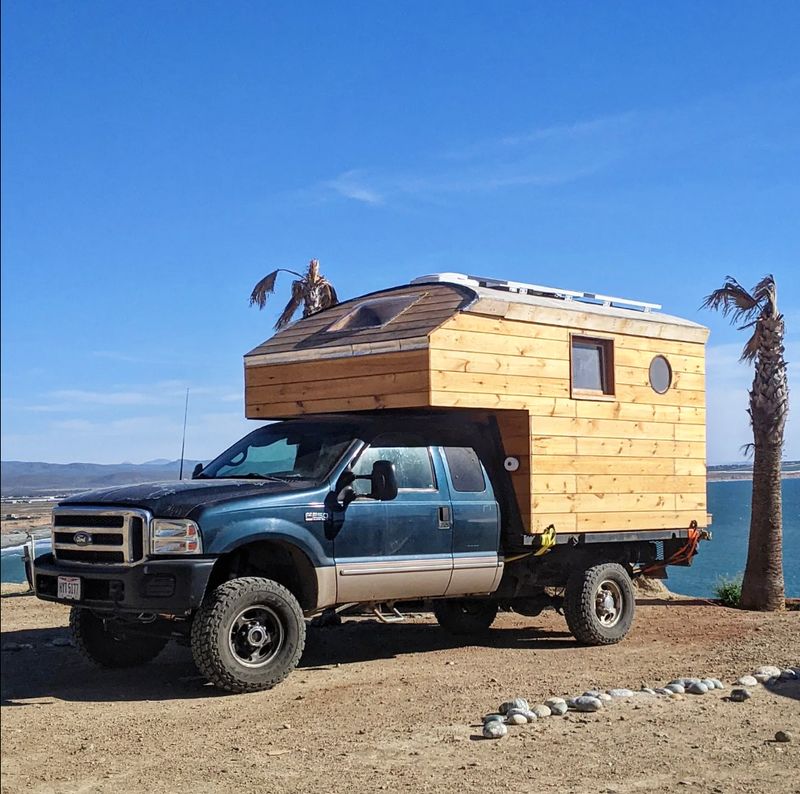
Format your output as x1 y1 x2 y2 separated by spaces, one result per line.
30 410 697 693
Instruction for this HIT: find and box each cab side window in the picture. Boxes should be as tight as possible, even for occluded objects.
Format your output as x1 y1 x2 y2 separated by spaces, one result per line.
443 447 486 492
352 434 436 491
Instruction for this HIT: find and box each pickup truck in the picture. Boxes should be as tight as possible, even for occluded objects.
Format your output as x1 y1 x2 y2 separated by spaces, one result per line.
30 410 699 693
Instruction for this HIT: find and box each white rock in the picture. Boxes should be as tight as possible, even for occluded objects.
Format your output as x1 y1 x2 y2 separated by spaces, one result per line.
483 721 508 738
665 683 685 695
754 665 781 678
506 712 528 725
654 688 672 696
522 710 538 723
710 679 725 690
548 701 568 715
499 698 529 714
700 678 716 691
573 696 603 712
544 697 567 709
687 682 708 694
531 705 551 718
608 688 635 698
483 714 504 724
753 673 772 684
736 675 758 687
641 688 657 696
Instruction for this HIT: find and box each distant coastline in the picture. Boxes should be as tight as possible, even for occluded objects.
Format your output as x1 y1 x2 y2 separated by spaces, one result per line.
707 461 799 483
708 471 800 482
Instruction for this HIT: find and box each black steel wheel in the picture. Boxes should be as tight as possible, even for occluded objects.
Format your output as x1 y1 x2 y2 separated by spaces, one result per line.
191 577 305 693
564 562 635 645
433 598 498 636
70 608 168 668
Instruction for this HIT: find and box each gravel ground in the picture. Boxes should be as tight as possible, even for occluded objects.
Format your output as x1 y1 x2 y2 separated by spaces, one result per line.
1 584 798 794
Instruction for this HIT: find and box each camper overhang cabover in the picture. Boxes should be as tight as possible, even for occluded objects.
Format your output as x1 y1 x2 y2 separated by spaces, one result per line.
244 273 710 541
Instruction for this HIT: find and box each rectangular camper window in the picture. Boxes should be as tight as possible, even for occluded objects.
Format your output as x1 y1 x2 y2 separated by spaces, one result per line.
571 336 615 397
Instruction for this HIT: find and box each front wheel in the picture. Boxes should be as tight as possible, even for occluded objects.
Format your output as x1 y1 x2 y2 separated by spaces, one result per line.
70 608 168 668
191 577 306 693
564 563 635 645
433 598 498 635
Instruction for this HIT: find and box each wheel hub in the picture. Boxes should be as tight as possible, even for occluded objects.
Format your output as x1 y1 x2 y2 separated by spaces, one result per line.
228 605 284 668
595 580 623 627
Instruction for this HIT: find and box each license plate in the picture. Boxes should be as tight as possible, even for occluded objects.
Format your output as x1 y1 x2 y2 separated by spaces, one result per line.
57 576 81 601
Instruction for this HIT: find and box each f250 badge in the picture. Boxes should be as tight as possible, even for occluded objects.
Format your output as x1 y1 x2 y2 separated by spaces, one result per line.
304 511 330 522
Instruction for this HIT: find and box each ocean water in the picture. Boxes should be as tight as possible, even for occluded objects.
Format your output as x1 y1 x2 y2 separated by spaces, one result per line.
668 478 799 598
2 480 798 596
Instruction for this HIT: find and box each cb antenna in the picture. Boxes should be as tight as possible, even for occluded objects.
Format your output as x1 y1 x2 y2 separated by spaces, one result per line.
178 388 190 479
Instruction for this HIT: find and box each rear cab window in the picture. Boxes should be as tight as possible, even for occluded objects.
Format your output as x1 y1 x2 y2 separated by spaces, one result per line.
443 447 486 493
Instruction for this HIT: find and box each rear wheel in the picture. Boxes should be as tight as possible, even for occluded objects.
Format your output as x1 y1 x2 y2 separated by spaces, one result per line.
564 562 635 645
433 598 498 635
70 608 168 668
191 577 305 693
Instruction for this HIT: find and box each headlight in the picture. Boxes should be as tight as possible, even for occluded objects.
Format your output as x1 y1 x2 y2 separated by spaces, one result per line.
150 519 202 555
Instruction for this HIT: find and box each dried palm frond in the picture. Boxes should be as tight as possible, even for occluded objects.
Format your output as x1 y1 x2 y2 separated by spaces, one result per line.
249 268 302 309
276 280 305 330
250 259 339 329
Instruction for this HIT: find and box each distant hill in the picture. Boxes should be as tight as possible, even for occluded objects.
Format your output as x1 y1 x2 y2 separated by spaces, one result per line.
0 460 206 496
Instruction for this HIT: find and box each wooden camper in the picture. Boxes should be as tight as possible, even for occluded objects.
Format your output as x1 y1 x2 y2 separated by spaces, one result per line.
244 273 710 537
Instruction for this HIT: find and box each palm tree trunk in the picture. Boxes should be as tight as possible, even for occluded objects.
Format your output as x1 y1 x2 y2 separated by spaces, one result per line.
740 313 787 611
740 438 785 610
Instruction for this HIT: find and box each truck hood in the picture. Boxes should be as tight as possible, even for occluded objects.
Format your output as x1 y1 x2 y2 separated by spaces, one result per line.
59 479 316 519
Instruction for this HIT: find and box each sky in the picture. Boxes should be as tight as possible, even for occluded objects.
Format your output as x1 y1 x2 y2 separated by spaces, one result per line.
1 1 799 465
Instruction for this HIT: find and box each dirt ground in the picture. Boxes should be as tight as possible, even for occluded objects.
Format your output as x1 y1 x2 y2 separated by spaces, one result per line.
1 586 798 794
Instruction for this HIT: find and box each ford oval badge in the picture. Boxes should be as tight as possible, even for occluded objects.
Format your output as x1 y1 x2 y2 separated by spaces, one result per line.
73 531 92 546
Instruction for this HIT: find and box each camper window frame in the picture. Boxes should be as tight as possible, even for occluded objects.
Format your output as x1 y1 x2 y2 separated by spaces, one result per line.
569 334 616 400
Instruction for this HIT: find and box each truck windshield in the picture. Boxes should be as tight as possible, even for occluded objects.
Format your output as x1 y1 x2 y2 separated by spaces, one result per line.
200 422 357 483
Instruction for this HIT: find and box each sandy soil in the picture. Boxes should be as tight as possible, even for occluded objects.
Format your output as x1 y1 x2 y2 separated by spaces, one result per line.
1 585 798 794
1 503 53 548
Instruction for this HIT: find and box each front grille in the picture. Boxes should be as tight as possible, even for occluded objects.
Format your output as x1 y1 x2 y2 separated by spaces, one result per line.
53 532 123 546
52 507 150 566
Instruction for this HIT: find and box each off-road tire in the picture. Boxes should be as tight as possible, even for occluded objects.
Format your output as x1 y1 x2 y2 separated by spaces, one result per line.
433 598 498 635
564 562 635 645
191 577 305 694
70 607 168 668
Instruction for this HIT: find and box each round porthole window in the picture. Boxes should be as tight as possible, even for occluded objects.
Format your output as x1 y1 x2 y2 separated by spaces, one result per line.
649 355 672 394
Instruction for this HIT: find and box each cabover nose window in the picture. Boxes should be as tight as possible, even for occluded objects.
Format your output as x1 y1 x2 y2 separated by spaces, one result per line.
571 335 615 396
326 295 419 332
352 434 436 490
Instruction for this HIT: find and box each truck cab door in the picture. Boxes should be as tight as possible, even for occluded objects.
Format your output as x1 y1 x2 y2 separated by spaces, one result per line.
439 446 503 596
333 435 453 603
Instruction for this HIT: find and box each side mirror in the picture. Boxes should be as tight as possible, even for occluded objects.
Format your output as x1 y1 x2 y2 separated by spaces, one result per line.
370 460 398 501
191 463 204 479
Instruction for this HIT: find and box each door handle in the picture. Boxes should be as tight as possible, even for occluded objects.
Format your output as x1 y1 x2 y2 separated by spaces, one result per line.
438 506 452 529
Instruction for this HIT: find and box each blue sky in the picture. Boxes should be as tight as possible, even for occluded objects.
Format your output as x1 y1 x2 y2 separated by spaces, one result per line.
2 1 798 464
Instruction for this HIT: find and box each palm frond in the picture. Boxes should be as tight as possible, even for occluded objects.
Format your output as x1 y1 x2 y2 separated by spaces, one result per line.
752 274 778 316
740 327 762 362
275 280 306 329
701 276 760 324
249 268 303 309
320 281 339 307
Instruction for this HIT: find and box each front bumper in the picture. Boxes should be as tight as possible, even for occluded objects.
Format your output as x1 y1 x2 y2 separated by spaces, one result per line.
30 553 216 615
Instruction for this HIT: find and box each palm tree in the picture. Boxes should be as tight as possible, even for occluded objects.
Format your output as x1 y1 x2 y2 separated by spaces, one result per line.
703 275 788 611
250 259 339 330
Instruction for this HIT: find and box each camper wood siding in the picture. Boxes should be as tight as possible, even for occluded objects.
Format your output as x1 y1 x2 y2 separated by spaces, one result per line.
428 310 708 536
245 350 431 418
